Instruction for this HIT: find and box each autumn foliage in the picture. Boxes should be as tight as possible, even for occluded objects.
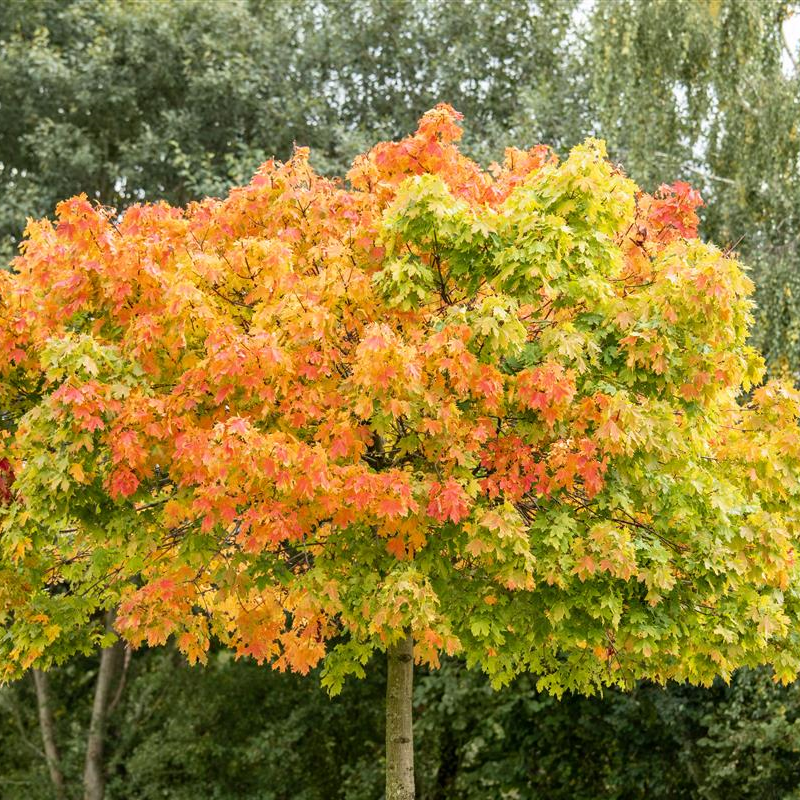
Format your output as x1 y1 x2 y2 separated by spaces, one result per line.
2 105 800 693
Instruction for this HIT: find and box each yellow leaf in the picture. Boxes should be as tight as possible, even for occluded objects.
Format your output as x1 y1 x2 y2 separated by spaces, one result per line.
70 463 86 483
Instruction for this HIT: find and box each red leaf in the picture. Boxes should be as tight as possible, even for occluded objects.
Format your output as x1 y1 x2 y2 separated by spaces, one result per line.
427 478 470 524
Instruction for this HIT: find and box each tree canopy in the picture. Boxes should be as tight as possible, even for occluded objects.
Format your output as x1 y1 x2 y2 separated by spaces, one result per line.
3 107 800 702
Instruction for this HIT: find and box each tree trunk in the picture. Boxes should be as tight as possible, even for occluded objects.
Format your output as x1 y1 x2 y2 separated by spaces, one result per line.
386 629 415 800
32 669 67 800
83 609 124 800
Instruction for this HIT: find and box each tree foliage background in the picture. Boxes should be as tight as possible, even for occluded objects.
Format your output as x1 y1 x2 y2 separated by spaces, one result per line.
2 0 800 798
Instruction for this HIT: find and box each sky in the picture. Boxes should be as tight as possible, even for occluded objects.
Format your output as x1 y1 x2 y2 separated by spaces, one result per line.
783 10 800 75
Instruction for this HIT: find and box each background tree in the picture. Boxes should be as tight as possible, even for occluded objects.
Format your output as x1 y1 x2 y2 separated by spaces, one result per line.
5 650 800 800
0 0 577 259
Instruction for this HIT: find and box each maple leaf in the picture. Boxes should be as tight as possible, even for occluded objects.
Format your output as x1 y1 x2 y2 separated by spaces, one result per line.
427 478 470 523
377 497 408 519
0 458 14 506
109 468 140 499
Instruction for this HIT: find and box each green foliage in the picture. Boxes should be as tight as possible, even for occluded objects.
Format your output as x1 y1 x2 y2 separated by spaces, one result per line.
103 651 385 800
4 654 800 799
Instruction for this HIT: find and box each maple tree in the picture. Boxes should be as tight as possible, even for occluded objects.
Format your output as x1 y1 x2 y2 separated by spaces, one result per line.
3 105 800 799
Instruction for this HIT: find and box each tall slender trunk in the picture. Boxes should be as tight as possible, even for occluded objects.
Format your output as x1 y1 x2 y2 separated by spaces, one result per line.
32 669 67 800
83 610 124 800
386 629 415 800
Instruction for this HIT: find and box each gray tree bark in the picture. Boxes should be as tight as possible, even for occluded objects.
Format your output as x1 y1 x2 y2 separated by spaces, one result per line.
385 629 415 800
32 669 67 800
83 610 124 800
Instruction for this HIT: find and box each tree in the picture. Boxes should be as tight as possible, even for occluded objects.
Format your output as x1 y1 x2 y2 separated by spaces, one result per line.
3 105 800 799
0 3 579 795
